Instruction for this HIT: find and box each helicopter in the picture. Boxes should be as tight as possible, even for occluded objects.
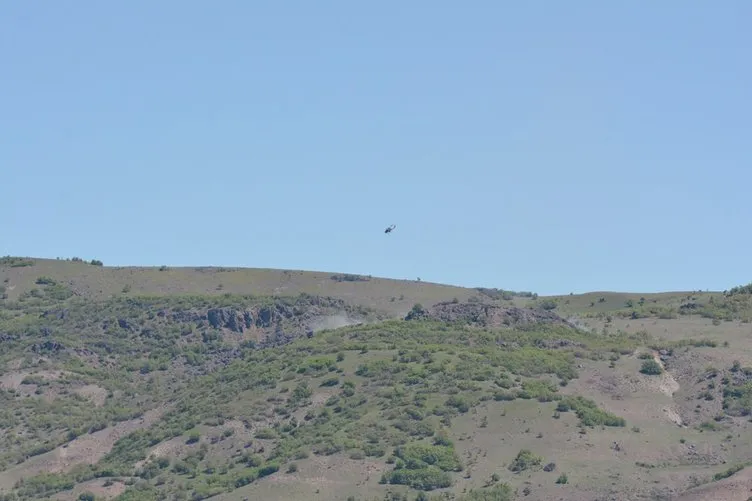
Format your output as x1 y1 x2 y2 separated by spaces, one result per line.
384 224 396 234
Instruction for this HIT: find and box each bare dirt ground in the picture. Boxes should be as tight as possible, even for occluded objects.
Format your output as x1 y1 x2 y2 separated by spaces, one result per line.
73 384 109 406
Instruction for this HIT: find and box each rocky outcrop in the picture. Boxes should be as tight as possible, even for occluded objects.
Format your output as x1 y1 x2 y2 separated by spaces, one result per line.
31 340 65 353
207 308 254 332
406 301 574 329
0 333 17 343
258 326 297 348
92 295 372 351
255 305 281 328
169 296 368 350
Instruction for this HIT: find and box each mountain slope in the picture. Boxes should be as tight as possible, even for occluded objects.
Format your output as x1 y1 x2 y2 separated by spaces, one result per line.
0 257 491 317
2 256 752 501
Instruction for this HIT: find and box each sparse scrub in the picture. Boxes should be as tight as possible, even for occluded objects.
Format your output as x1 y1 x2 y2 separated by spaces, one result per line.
0 256 34 267
1 258 746 500
722 382 752 417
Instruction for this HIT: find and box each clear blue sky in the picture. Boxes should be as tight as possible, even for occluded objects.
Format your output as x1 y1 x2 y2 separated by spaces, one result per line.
2 2 750 295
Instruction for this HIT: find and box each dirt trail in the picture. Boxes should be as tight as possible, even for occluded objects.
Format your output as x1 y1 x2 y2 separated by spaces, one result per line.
0 370 71 390
653 352 680 396
651 352 685 427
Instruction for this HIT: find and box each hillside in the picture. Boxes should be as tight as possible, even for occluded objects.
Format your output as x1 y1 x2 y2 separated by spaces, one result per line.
0 257 494 317
2 256 752 501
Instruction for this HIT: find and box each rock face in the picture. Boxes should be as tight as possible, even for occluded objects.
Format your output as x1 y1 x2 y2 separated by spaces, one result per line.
406 301 575 329
137 296 373 347
207 308 254 332
204 300 342 334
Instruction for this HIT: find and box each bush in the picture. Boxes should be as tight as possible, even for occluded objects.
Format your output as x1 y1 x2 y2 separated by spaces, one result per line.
460 484 514 500
394 442 463 472
538 299 557 311
713 462 747 481
320 377 339 387
380 466 452 491
185 431 200 444
556 396 626 427
640 360 663 375
508 449 543 473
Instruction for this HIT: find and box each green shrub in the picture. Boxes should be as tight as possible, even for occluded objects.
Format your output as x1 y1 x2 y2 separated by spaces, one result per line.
380 466 452 490
459 483 514 500
557 396 626 427
394 442 463 472
640 360 663 375
508 449 543 473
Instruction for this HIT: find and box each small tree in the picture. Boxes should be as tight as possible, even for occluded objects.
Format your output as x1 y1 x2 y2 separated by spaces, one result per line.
405 303 429 321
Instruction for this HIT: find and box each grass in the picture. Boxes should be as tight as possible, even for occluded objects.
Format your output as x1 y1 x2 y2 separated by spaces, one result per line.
0 295 635 499
3 257 752 501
